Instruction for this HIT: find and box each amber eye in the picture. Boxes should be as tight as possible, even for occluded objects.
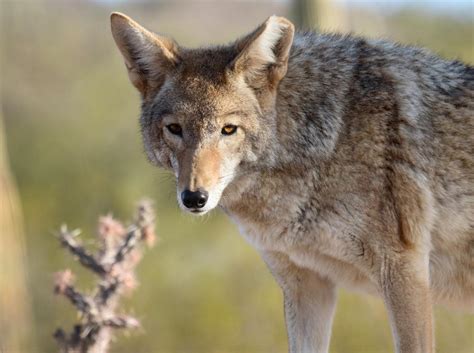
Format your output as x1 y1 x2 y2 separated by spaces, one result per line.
221 125 238 136
166 124 182 136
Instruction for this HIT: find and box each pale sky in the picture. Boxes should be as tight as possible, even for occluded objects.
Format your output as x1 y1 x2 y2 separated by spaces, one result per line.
94 0 473 18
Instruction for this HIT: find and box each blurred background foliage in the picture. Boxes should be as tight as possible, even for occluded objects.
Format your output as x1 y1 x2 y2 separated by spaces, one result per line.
1 0 473 352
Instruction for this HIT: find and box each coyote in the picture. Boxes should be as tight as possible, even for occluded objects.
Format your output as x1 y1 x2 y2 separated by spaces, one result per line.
110 12 473 353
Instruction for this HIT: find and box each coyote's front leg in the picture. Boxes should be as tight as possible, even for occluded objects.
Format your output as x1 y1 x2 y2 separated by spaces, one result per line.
262 251 337 353
379 253 434 353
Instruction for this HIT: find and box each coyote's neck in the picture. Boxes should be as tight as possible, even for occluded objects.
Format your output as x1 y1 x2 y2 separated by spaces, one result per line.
272 43 351 168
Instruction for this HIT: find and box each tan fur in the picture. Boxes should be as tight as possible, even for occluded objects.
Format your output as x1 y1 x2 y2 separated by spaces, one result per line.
179 147 221 192
111 13 474 353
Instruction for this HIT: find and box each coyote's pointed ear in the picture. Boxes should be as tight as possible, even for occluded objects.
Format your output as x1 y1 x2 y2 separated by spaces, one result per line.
110 12 179 95
230 16 294 88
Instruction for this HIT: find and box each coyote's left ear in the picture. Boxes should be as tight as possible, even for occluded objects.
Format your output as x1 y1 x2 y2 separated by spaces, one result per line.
230 16 294 88
110 12 179 95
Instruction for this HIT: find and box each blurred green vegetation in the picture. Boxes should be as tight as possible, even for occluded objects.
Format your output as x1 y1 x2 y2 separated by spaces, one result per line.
1 1 473 352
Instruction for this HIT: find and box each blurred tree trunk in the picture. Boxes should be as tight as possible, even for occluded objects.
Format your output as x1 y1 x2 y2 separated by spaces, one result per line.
0 104 33 352
293 0 351 32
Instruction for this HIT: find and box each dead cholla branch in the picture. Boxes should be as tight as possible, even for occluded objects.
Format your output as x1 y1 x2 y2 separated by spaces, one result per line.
53 200 157 353
58 228 107 276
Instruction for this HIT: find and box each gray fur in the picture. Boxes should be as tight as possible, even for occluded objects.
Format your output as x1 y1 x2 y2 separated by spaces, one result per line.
111 13 473 353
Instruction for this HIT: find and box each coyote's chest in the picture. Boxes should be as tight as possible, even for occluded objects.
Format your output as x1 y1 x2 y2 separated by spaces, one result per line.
230 213 379 295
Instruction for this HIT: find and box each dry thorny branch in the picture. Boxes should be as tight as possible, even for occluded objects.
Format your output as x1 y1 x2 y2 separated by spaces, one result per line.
53 200 157 353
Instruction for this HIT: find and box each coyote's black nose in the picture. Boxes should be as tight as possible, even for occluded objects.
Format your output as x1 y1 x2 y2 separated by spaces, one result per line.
181 189 208 209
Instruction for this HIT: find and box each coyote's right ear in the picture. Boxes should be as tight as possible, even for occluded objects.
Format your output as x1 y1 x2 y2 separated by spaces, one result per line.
110 12 179 95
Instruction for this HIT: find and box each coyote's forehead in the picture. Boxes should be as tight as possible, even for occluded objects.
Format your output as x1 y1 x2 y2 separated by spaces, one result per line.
177 47 237 84
156 46 239 103
146 60 256 128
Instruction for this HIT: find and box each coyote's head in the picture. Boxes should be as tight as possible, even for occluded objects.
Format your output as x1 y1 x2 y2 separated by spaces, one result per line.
111 13 294 214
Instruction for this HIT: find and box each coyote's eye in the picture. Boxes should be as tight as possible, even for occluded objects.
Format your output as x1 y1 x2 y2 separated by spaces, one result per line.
221 125 238 136
166 124 182 136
